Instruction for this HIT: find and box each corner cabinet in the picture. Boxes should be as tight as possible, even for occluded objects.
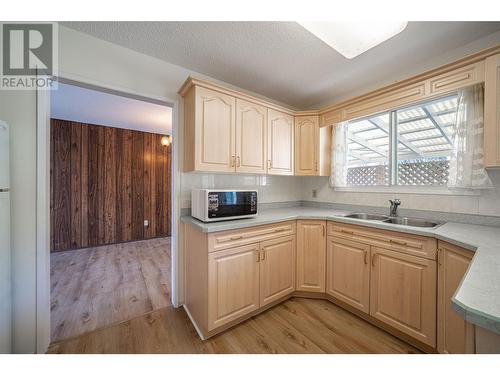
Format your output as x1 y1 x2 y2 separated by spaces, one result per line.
485 53 500 168
268 109 294 175
294 116 331 176
437 241 475 354
296 220 326 293
181 80 295 175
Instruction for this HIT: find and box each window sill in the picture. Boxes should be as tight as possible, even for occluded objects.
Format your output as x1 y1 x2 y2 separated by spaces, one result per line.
333 186 481 196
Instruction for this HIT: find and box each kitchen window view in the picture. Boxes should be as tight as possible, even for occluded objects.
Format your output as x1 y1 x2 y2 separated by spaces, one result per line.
345 95 458 186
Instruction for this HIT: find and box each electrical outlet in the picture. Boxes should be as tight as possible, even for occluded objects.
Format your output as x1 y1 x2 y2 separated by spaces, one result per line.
312 189 317 198
144 220 149 227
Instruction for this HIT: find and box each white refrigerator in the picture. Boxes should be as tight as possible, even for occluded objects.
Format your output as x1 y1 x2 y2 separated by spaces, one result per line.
0 120 11 353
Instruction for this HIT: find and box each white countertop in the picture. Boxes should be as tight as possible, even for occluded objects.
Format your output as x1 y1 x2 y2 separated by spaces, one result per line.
181 206 500 334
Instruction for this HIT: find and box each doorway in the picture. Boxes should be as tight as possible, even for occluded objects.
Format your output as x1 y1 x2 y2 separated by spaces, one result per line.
48 81 173 342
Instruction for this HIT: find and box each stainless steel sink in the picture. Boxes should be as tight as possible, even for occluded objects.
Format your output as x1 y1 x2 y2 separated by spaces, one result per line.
382 217 442 228
344 213 389 221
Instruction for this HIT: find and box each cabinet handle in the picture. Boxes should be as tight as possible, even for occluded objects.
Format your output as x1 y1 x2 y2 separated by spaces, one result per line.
315 161 318 172
261 249 266 261
231 156 236 167
274 227 288 233
340 229 354 235
389 238 407 246
437 248 442 266
230 235 243 241
372 253 376 267
267 159 272 169
364 250 368 265
256 249 260 263
236 156 241 167
322 225 325 237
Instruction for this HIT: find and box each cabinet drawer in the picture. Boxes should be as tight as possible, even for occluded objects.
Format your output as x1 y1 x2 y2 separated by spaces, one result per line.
327 221 437 260
208 221 296 252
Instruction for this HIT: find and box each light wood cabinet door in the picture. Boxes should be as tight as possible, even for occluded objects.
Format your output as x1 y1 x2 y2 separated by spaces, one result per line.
267 109 294 175
195 86 236 172
437 241 475 354
485 53 500 168
208 243 260 330
296 220 326 293
295 116 319 176
260 235 296 307
235 99 267 174
326 236 370 313
370 246 437 347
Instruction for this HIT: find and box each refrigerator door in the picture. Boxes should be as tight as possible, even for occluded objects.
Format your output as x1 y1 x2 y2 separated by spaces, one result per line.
0 121 9 190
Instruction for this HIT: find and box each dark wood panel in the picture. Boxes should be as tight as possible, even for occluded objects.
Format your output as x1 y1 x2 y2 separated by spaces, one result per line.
51 119 171 252
52 120 71 251
131 131 144 241
70 123 82 249
104 127 117 244
80 125 89 248
87 125 100 247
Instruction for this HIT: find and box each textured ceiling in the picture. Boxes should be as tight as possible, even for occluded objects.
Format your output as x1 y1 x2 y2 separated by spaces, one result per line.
63 21 500 109
51 82 172 134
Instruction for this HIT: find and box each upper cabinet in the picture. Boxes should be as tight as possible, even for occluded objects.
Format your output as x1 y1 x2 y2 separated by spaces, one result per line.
180 79 295 175
295 116 331 176
236 99 268 174
485 53 500 168
267 109 294 175
184 86 236 173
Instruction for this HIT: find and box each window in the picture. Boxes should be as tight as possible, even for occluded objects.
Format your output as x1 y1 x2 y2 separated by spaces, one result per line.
345 94 458 187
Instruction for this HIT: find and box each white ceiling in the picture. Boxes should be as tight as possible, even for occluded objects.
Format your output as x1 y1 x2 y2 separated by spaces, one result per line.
62 22 500 109
51 82 172 134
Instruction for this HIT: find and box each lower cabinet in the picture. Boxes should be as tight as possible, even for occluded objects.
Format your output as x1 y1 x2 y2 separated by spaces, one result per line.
296 220 326 293
370 246 437 347
437 241 475 353
208 243 260 330
260 235 296 307
326 236 371 313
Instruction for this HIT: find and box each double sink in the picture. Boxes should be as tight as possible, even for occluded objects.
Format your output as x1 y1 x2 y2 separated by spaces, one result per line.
344 213 443 228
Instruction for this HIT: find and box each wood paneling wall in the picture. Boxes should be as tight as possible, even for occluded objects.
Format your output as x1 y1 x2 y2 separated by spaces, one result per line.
50 119 171 252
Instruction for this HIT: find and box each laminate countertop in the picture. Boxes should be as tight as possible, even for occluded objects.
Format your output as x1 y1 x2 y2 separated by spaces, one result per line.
181 206 500 335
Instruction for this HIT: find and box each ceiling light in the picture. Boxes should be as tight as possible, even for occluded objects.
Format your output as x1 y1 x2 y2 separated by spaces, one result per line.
297 21 408 59
161 135 171 147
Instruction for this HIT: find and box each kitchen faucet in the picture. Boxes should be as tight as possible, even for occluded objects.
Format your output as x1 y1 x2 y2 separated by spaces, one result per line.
389 199 401 217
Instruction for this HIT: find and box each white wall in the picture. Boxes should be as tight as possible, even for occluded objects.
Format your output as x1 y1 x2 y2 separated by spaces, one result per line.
180 174 303 209
301 170 500 217
0 90 37 353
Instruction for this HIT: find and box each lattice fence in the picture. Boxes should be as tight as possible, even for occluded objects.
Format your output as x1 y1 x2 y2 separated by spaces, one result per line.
346 160 449 186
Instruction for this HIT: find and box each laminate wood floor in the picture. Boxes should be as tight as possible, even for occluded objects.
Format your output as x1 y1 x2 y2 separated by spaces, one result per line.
50 237 171 342
47 297 422 354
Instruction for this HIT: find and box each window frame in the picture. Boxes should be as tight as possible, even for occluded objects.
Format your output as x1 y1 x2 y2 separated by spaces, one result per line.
342 93 460 191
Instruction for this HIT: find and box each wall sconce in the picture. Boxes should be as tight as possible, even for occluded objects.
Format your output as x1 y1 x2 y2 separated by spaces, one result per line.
161 135 172 147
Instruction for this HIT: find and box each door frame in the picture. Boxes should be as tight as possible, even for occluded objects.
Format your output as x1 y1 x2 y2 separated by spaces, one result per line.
36 75 181 353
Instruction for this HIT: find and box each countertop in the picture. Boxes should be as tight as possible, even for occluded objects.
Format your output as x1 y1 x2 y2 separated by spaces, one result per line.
181 206 500 335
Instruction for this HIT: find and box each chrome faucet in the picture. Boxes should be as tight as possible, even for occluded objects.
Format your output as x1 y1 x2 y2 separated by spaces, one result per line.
389 199 401 217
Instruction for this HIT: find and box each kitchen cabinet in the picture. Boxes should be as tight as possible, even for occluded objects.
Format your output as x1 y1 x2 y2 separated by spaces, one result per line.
183 86 236 172
370 246 437 347
236 99 268 174
267 109 294 175
295 116 332 176
260 235 296 307
485 52 500 168
208 243 260 330
295 116 319 175
326 236 370 313
296 220 326 293
437 241 475 354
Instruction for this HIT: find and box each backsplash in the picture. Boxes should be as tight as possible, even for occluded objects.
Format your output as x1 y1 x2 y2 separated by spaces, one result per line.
180 173 303 209
300 169 500 218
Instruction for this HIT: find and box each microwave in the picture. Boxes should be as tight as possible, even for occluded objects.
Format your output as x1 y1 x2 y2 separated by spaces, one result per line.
191 189 258 222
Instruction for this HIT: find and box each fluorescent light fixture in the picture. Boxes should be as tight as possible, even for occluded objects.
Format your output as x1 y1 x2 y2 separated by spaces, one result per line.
297 21 408 59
